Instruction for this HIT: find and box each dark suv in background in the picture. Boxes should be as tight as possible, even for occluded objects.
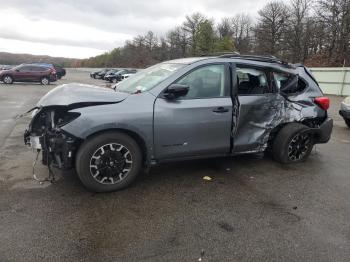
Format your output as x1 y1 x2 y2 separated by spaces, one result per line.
105 69 138 83
90 68 111 79
0 64 57 85
31 63 66 79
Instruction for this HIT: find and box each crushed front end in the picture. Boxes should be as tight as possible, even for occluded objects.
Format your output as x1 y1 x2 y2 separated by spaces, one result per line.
24 107 81 170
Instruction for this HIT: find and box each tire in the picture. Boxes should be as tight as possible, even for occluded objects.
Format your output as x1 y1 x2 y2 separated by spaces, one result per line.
75 132 142 192
272 123 314 164
93 75 96 79
345 118 350 128
41 77 50 85
2 75 13 84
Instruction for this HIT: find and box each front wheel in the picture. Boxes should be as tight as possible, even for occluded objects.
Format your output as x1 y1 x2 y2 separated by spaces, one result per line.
75 132 142 192
272 123 314 164
2 75 13 84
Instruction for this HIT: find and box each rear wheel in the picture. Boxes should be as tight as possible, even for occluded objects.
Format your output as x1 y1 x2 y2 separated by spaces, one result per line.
2 75 13 84
345 118 350 128
41 77 50 85
76 132 142 192
273 123 314 164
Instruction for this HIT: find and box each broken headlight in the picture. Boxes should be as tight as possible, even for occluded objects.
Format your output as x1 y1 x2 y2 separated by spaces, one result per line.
56 112 81 127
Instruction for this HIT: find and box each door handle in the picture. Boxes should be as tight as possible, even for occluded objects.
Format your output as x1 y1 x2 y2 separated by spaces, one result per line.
213 107 229 113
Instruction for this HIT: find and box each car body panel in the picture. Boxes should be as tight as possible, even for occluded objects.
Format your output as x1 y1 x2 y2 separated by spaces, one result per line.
37 83 129 107
339 96 350 122
154 97 233 159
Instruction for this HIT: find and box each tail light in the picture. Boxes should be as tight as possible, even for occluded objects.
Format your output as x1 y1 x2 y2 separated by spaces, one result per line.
314 96 330 111
51 69 56 75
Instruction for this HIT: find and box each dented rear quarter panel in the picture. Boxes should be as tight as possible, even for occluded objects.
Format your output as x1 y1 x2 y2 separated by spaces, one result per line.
232 64 326 153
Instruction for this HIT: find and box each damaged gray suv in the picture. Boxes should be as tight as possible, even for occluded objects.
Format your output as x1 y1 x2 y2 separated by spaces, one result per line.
24 55 333 192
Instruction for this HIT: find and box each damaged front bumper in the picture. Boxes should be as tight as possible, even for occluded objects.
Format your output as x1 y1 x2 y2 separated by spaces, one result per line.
24 106 81 170
24 129 78 169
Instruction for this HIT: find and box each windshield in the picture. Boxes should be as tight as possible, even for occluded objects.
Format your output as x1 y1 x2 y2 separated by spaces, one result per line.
116 63 185 94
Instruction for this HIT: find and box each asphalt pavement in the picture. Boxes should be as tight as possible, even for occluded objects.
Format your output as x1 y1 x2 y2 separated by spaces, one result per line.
0 69 349 262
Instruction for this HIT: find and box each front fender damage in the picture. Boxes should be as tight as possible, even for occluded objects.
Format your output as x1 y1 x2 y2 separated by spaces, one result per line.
24 101 122 173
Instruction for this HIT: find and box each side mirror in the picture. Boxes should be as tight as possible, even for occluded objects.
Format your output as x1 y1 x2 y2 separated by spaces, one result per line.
280 74 299 94
164 84 189 99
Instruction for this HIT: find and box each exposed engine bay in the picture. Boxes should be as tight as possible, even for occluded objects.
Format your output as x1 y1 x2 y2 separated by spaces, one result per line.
24 107 81 170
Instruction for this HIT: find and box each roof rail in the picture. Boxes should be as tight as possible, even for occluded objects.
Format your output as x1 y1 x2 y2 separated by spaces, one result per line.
218 53 293 67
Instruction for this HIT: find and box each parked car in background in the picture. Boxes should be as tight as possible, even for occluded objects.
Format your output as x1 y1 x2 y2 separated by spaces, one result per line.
103 69 121 82
90 69 111 79
104 69 125 83
24 55 333 192
119 73 133 81
31 63 66 79
106 69 137 83
53 65 66 79
0 64 56 85
0 65 13 70
339 96 350 127
115 69 137 82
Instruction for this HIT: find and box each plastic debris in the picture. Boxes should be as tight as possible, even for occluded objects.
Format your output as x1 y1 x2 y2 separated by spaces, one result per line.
203 176 212 181
198 249 205 261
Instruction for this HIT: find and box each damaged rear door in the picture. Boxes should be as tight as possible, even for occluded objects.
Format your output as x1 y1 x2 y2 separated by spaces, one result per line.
232 64 284 153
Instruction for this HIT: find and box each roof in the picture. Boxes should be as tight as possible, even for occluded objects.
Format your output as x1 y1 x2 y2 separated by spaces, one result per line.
167 54 295 69
166 57 209 64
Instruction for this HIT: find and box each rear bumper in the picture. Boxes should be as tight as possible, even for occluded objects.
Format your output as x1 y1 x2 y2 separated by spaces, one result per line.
49 75 57 82
313 118 333 144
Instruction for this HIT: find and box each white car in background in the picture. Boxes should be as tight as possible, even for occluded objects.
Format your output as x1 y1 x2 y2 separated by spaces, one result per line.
339 96 350 127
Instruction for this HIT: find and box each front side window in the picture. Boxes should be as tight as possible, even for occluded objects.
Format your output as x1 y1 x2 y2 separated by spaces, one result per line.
17 66 31 72
175 64 227 99
116 63 184 94
237 67 270 95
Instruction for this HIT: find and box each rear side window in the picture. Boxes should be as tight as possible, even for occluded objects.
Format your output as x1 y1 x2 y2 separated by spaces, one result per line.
18 66 31 72
236 67 271 95
31 66 47 72
273 72 307 94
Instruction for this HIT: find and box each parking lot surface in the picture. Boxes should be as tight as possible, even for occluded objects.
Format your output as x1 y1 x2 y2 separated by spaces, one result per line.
0 69 349 262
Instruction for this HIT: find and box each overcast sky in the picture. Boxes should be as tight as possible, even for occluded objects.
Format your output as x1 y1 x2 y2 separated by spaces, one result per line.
0 0 271 59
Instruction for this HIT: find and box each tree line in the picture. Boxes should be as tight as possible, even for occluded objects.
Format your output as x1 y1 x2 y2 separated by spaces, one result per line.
81 0 350 68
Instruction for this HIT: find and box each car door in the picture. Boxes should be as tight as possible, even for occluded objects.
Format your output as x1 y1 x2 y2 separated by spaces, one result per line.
15 65 32 81
232 64 284 153
30 66 44 81
154 63 233 159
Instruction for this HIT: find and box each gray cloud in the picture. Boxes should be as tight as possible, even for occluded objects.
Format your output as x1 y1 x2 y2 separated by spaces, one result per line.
0 0 270 57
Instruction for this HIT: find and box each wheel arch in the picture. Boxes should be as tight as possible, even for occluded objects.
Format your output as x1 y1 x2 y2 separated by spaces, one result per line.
267 118 326 149
83 128 149 166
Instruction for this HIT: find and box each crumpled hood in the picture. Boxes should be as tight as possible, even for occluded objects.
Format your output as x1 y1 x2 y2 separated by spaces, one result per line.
37 83 129 107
